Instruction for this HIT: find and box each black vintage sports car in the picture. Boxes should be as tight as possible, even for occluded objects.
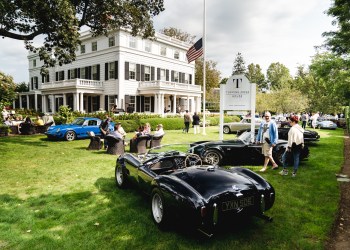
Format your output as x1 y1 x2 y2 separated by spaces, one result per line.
190 131 309 166
115 145 275 236
278 127 320 143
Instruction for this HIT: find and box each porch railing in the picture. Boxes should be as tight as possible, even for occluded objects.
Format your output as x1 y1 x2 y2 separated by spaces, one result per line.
41 79 103 90
139 81 201 91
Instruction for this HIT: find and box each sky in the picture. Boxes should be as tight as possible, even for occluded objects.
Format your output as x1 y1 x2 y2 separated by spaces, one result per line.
0 0 335 83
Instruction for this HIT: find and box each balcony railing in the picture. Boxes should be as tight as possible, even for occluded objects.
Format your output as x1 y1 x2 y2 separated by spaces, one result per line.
139 81 201 92
41 79 103 90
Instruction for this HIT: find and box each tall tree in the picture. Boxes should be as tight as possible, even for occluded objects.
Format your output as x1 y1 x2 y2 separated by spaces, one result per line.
232 52 246 75
0 0 164 73
246 63 266 91
0 71 17 109
159 27 196 43
323 0 350 55
266 62 292 90
15 82 29 93
195 58 221 91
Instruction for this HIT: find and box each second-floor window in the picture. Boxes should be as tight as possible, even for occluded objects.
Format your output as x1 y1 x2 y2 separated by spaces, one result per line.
174 71 179 82
144 97 151 112
81 45 85 54
109 37 115 47
70 69 77 79
109 62 115 79
160 69 166 81
144 66 150 81
33 59 36 67
80 67 86 79
58 71 64 81
92 65 99 80
129 63 136 80
92 41 97 51
185 74 189 84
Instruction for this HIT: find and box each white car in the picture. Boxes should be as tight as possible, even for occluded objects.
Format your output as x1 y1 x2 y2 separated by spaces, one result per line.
223 118 263 134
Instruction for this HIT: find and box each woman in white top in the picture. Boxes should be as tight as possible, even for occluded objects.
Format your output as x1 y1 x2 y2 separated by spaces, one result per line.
280 115 304 177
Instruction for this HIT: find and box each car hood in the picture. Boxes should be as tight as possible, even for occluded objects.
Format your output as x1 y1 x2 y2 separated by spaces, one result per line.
173 166 256 200
47 124 81 130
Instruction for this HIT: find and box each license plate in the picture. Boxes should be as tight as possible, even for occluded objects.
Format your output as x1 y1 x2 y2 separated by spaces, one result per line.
222 196 254 211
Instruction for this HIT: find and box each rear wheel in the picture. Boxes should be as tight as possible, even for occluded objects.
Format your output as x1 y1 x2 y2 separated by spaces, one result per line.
275 149 285 166
223 126 231 134
151 188 169 228
65 131 76 141
203 150 222 166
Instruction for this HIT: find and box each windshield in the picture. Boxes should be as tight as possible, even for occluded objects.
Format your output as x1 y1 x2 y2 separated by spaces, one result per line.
71 118 85 125
238 131 254 144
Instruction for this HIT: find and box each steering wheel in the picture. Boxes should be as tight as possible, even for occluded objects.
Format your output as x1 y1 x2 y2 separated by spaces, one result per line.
184 153 202 167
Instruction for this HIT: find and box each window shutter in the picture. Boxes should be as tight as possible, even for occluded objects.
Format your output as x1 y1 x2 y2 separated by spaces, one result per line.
141 65 145 81
136 96 141 112
88 66 92 79
62 71 65 80
88 96 92 112
31 78 33 90
115 61 118 79
77 68 80 78
85 67 89 79
141 96 145 112
104 95 108 111
171 70 174 82
125 62 129 80
179 72 182 83
151 67 155 81
74 68 78 79
157 68 160 80
68 70 71 80
136 64 141 81
166 70 169 81
42 75 44 83
97 64 100 80
151 96 154 112
56 72 58 81
46 74 50 82
35 77 38 89
189 74 192 84
105 63 109 80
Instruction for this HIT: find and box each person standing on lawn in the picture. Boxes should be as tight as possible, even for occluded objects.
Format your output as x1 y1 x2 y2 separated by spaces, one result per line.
256 111 279 172
183 110 191 133
192 112 200 134
280 115 305 177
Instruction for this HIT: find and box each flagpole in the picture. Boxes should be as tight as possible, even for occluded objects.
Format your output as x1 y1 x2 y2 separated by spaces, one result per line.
202 0 207 135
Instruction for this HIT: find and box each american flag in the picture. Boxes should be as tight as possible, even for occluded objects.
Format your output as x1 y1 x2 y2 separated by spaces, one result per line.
186 38 203 63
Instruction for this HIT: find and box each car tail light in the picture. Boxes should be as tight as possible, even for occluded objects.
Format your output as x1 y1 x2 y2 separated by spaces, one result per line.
201 206 207 217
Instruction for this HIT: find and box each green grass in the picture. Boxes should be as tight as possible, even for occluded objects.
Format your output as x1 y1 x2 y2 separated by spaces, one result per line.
0 127 344 249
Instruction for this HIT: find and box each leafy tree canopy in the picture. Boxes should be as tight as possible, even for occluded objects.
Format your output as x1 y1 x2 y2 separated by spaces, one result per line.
323 0 350 55
15 82 29 92
159 27 196 43
0 71 17 109
0 0 164 73
266 62 292 90
232 52 246 75
246 63 266 91
195 58 221 91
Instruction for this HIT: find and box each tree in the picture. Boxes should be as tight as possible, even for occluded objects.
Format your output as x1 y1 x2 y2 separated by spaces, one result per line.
0 0 164 73
0 71 17 109
266 62 293 90
15 82 29 93
195 58 221 91
323 0 350 55
245 63 266 91
232 52 246 75
159 27 196 43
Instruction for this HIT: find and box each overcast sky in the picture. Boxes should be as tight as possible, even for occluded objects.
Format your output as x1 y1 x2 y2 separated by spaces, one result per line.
0 0 334 83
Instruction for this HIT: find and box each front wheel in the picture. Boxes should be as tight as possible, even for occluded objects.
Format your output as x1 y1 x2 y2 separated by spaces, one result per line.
223 126 231 134
274 149 285 166
65 131 76 141
151 188 169 228
115 164 127 188
203 150 222 166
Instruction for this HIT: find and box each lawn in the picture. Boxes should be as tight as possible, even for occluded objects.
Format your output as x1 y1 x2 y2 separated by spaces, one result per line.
0 127 345 249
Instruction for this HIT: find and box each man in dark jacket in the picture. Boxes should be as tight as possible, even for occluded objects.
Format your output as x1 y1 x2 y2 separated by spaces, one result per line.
192 112 200 134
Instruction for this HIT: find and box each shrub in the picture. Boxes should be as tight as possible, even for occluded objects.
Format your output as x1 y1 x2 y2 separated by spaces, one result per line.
0 124 10 136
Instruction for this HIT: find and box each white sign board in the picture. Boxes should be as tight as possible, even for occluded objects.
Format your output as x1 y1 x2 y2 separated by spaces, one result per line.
223 75 251 110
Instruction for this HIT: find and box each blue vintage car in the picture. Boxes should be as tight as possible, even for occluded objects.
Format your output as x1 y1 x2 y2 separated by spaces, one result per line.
316 120 337 130
46 117 114 141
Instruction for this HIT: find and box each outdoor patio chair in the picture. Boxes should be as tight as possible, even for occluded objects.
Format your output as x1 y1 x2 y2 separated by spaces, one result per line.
149 134 164 148
105 136 125 155
19 123 35 135
87 131 103 150
129 135 149 154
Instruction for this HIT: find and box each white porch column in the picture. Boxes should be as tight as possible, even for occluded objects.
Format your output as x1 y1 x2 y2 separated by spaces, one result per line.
160 94 164 117
41 95 46 113
63 93 67 106
73 93 77 111
186 96 190 112
100 94 104 111
80 92 84 112
12 100 16 109
154 94 158 114
34 93 38 110
173 94 177 114
19 95 22 109
51 95 56 113
26 95 29 109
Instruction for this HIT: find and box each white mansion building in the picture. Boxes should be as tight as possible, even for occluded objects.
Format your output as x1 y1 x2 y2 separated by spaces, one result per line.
17 29 202 115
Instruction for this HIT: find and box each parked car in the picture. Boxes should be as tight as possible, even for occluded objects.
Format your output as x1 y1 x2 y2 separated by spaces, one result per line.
316 120 337 130
223 118 263 134
189 131 309 166
115 145 275 235
271 116 290 128
278 127 320 143
46 117 114 141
